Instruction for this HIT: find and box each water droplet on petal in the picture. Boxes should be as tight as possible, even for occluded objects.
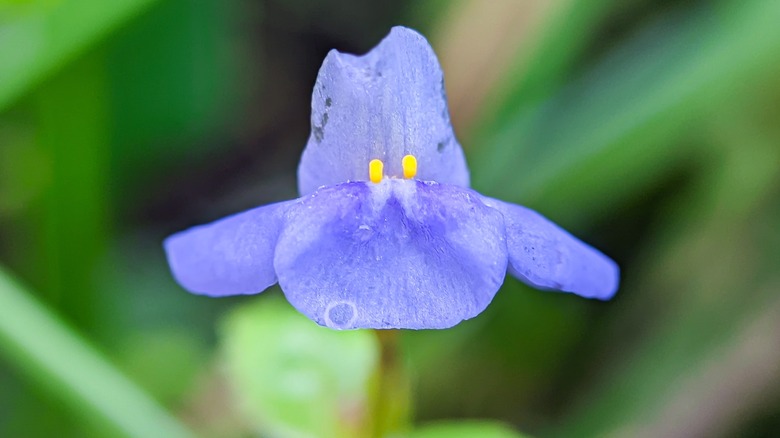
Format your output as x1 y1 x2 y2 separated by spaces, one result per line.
324 301 357 329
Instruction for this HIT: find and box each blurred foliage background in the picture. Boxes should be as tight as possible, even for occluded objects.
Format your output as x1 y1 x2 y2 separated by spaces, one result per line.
1 0 779 437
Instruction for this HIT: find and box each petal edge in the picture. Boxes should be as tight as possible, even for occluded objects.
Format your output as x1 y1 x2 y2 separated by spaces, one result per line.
164 200 295 296
480 197 619 300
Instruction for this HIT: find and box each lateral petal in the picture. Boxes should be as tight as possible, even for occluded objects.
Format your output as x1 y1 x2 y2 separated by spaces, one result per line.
164 200 294 296
480 197 619 300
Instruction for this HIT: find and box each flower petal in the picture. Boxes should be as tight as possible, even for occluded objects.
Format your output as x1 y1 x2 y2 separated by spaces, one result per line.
274 180 507 329
297 26 470 195
164 200 294 296
480 197 619 300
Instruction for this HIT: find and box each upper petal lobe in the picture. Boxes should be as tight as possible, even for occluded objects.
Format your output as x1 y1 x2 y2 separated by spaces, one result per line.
297 26 469 194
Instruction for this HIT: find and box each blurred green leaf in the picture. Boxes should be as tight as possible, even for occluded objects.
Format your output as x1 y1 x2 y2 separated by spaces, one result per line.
0 121 49 216
472 0 780 222
410 420 530 438
551 111 780 436
0 0 158 111
554 279 780 438
116 329 207 407
107 0 236 188
475 0 615 135
0 265 195 438
21 54 110 331
221 294 379 438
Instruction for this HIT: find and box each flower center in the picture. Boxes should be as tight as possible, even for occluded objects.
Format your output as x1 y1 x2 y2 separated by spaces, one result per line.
368 154 417 183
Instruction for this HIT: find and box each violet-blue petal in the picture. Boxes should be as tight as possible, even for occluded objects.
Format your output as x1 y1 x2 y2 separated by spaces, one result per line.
164 200 294 296
297 26 469 195
274 180 507 329
480 197 619 300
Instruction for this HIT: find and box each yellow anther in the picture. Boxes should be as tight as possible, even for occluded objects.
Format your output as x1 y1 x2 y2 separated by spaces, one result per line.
369 159 384 183
402 154 417 179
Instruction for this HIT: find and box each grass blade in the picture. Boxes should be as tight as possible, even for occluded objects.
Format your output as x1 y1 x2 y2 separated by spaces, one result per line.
0 266 195 438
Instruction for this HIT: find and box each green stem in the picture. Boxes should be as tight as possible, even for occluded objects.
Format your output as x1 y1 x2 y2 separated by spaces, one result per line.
371 330 412 437
0 266 195 438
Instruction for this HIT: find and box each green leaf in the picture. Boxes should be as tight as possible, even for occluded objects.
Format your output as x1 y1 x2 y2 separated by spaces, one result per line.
551 112 780 436
0 0 158 111
23 53 110 331
410 420 530 438
221 294 379 438
106 0 237 187
471 0 780 221
115 329 207 406
475 0 616 135
0 265 195 438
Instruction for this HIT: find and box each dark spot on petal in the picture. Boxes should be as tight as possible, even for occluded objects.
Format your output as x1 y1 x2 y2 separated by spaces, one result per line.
325 97 332 108
313 111 330 143
313 126 324 143
437 141 446 152
439 77 452 121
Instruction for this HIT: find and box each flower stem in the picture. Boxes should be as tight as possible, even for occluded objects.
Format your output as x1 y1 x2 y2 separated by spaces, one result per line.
371 329 412 437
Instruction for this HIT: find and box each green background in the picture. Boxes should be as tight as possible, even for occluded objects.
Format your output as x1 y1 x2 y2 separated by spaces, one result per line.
1 0 779 436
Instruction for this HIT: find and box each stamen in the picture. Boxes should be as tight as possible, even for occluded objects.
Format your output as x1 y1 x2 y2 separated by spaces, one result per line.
402 154 417 179
369 159 384 183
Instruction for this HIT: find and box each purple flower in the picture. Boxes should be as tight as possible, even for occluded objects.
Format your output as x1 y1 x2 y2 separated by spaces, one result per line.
164 27 619 330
